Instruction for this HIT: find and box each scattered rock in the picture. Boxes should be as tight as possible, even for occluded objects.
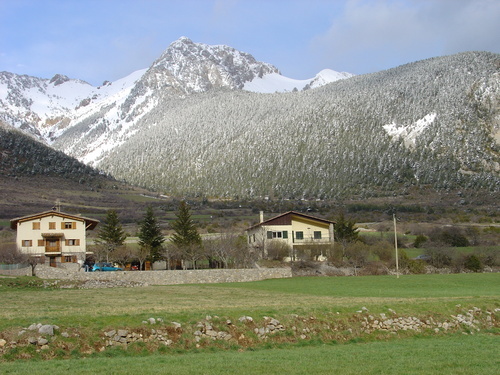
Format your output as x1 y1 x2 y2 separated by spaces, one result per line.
38 325 56 336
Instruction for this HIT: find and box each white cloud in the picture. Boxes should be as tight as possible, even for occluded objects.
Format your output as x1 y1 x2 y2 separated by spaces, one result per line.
312 0 500 74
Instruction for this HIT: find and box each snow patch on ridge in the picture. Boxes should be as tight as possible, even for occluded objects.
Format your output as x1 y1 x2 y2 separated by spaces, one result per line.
243 69 353 93
383 113 437 148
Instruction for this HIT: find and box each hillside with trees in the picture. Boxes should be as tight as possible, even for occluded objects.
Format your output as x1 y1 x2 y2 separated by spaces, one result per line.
72 51 499 200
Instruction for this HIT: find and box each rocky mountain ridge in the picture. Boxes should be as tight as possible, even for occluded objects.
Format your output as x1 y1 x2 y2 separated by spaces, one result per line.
0 37 351 147
0 38 498 200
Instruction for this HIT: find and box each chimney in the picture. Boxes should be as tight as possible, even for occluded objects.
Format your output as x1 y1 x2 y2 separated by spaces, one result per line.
259 211 264 223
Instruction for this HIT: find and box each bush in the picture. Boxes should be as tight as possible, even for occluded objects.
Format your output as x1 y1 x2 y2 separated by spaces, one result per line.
464 255 482 272
407 259 426 274
372 241 394 263
476 247 499 267
425 248 453 268
359 261 389 276
344 242 370 268
266 240 291 261
413 234 428 248
429 227 470 247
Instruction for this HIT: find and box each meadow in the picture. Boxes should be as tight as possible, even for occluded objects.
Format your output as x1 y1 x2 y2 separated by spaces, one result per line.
0 273 498 374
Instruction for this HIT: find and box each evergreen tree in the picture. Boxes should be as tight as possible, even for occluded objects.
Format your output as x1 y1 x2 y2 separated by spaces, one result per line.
96 210 126 262
138 206 165 263
334 213 359 258
171 201 202 247
171 201 202 268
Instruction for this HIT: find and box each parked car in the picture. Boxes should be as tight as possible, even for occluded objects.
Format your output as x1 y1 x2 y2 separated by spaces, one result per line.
91 262 122 272
414 254 431 261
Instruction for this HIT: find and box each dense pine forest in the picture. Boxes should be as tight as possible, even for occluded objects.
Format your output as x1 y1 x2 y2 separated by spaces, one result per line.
53 51 499 199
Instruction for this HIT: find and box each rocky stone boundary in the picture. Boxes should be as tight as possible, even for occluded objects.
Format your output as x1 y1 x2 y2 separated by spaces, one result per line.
32 265 292 286
1 306 497 357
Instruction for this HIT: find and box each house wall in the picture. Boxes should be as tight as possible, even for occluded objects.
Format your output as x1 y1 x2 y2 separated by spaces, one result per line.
247 218 333 249
16 215 87 257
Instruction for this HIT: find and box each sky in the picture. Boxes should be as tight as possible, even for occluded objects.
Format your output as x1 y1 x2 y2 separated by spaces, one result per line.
1 0 499 86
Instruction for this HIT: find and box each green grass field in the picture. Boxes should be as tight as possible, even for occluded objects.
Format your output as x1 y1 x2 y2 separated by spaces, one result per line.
0 273 498 374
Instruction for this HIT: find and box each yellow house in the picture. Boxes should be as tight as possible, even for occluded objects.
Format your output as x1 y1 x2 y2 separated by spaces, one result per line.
10 210 99 267
246 211 335 258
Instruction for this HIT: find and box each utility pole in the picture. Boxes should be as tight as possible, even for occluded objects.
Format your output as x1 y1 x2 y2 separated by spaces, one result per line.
394 213 399 279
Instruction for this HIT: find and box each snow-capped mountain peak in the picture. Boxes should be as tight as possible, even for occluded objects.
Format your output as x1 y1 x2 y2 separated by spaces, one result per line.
0 36 354 163
143 36 280 94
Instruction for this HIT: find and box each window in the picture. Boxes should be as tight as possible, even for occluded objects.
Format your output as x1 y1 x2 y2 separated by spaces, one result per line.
63 222 76 229
268 231 288 239
66 239 79 246
296 231 304 240
38 239 45 246
49 222 56 230
22 240 33 247
32 222 40 230
314 231 322 240
64 256 73 263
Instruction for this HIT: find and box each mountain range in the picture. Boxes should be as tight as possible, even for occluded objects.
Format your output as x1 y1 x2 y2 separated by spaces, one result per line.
0 37 499 200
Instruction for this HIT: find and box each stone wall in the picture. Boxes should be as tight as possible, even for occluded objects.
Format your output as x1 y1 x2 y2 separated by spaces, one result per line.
4 265 292 285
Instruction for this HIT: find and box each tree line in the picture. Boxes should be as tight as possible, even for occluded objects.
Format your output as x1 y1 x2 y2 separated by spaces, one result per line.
92 201 254 270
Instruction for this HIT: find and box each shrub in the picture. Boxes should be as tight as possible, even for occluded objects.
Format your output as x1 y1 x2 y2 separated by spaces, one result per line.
344 242 370 268
429 227 470 247
464 254 483 272
359 261 389 276
266 240 291 261
425 248 453 268
413 234 428 248
407 259 426 274
372 241 393 263
476 247 499 267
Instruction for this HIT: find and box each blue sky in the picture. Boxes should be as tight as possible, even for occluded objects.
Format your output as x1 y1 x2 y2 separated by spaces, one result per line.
1 0 499 86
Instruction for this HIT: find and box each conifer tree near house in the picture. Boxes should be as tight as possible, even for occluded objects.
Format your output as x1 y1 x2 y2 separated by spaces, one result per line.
171 201 202 247
96 210 127 262
171 201 203 269
138 206 165 263
334 213 359 258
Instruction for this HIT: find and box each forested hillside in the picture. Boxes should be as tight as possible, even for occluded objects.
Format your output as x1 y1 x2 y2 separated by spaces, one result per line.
62 51 499 199
0 126 100 180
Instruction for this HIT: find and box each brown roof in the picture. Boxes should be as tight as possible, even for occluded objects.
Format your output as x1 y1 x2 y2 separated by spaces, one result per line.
10 210 99 230
246 211 335 231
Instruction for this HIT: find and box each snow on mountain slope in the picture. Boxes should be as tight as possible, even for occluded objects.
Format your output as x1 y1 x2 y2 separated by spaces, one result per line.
0 69 147 142
1 36 354 164
383 113 437 149
243 69 354 93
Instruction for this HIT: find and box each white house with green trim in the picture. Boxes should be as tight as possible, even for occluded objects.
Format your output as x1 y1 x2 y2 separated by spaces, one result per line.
246 211 335 257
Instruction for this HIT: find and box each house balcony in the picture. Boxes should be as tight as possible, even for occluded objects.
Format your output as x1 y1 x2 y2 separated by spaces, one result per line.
292 238 332 245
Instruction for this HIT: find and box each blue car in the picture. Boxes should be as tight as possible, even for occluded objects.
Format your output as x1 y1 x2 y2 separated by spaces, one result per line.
414 254 431 261
92 262 123 272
